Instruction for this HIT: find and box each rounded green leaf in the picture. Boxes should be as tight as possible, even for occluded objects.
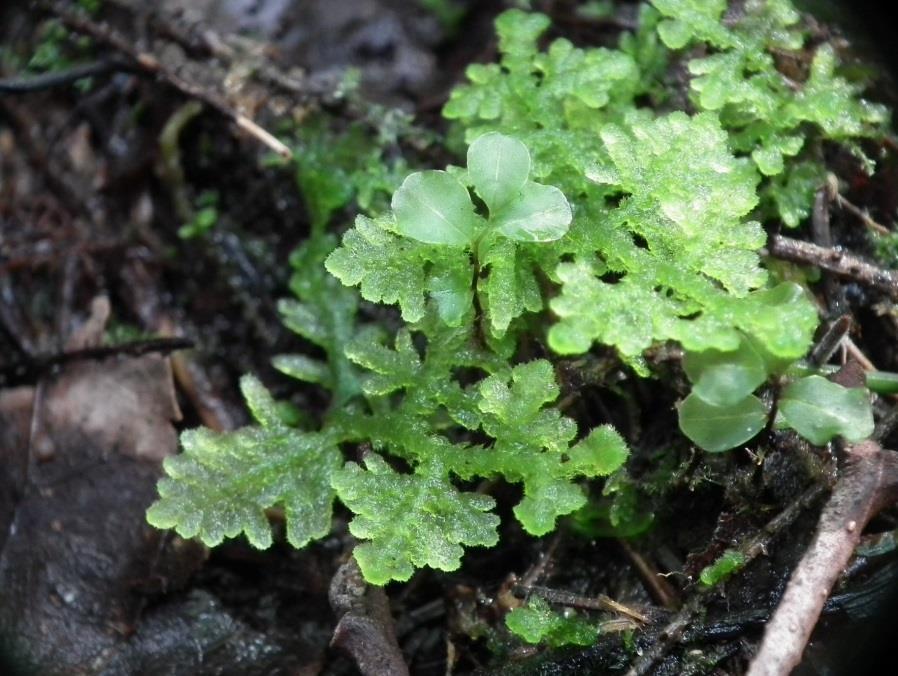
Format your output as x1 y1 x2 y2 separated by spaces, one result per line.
779 375 873 445
493 181 573 242
683 339 767 407
391 170 478 246
467 132 531 213
678 393 768 452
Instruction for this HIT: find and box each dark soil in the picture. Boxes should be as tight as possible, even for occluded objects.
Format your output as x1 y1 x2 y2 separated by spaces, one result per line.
3 1 898 675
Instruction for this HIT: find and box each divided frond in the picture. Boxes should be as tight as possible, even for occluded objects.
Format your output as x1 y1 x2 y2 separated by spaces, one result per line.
147 376 342 549
331 455 499 584
453 361 630 535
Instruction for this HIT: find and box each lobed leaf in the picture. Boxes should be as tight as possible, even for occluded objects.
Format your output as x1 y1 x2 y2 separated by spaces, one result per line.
332 455 499 584
506 597 597 647
479 238 543 335
325 215 431 322
147 375 342 549
279 235 362 404
452 361 629 535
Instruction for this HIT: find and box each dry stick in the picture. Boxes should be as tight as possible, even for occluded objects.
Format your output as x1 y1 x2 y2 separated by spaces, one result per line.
105 0 315 99
767 234 898 298
826 173 893 237
747 441 898 676
329 559 410 676
0 59 134 93
835 194 890 235
40 0 292 159
807 315 852 367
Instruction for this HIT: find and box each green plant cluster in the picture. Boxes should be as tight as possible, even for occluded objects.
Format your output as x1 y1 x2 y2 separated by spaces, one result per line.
443 8 832 373
149 0 890 600
650 0 887 226
150 134 630 585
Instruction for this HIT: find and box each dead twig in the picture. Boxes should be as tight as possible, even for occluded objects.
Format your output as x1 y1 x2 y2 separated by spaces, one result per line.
824 173 891 236
767 234 898 298
0 59 135 93
617 538 680 610
747 441 898 676
1 336 194 385
512 583 651 625
39 0 292 158
807 315 851 367
329 558 410 676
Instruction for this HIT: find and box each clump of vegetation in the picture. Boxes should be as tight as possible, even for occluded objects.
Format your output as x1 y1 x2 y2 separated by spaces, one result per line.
147 0 891 648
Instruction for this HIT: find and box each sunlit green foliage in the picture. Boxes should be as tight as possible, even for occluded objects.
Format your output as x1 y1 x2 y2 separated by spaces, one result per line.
327 132 571 336
147 375 343 549
291 114 410 232
443 8 829 370
332 455 499 585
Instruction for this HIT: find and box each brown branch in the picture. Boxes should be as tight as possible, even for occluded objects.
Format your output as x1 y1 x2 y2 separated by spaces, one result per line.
329 559 410 676
617 538 680 610
747 441 898 676
512 583 650 624
0 59 134 93
767 234 898 298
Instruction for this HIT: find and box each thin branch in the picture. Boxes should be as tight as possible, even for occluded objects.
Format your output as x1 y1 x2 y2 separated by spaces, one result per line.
1 337 194 385
834 195 891 236
0 59 134 93
617 538 680 610
767 234 898 298
626 481 827 676
807 315 851 367
512 584 650 624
